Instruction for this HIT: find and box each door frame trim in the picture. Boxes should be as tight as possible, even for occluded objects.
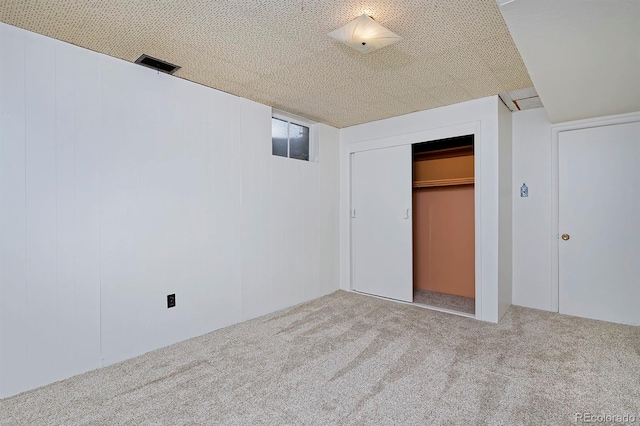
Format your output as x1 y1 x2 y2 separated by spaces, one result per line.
550 111 640 312
344 121 483 319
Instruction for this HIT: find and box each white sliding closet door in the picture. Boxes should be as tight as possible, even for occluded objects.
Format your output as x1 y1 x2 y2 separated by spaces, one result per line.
352 145 413 302
559 121 640 325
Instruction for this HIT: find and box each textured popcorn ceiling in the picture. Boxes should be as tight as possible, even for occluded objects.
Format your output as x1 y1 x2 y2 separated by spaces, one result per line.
0 0 533 128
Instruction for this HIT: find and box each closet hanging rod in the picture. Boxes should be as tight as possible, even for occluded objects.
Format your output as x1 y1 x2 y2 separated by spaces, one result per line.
413 177 474 188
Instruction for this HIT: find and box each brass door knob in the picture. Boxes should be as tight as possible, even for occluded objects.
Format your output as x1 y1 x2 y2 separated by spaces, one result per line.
561 234 570 241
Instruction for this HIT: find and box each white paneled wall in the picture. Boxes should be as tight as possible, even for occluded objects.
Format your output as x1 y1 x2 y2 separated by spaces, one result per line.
497 101 513 320
0 22 28 396
0 23 340 398
511 109 553 311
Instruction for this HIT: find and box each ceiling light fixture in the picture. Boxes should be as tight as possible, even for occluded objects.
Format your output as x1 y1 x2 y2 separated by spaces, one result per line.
328 14 402 53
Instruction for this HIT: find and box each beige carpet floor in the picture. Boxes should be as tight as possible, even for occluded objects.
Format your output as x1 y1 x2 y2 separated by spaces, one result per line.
2 290 639 425
413 289 475 315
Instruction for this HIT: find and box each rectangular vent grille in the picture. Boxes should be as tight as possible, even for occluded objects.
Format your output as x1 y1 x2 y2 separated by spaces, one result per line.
134 54 180 74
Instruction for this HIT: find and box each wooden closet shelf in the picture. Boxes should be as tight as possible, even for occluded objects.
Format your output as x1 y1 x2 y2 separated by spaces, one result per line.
413 177 474 188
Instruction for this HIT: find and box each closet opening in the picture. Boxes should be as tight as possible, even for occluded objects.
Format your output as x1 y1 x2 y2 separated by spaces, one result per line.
412 135 475 315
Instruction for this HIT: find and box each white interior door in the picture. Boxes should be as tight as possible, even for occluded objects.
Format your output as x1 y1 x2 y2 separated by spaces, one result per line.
559 121 640 325
352 145 413 302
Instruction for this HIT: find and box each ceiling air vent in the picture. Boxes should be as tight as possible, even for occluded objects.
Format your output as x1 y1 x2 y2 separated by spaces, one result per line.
499 87 543 112
134 54 180 75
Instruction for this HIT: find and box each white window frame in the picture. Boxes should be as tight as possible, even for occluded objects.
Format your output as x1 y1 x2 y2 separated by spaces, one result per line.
272 109 318 162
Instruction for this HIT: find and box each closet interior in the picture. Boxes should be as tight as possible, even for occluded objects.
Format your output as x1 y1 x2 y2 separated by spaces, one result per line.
412 135 475 315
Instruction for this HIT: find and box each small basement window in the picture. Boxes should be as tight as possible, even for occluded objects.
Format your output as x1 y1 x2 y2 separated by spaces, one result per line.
272 117 310 161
